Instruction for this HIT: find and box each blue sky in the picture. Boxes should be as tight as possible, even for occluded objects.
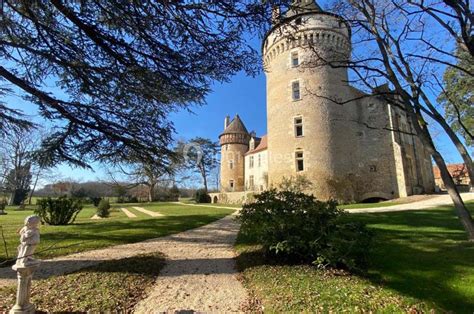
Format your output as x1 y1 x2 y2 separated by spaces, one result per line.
3 0 468 184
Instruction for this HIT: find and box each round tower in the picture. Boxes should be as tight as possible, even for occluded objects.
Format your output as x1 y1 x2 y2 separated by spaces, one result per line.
219 115 250 192
263 0 356 201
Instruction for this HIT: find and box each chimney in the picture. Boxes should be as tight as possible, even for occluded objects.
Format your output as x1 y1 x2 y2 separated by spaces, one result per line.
271 5 281 25
249 138 255 150
224 115 230 129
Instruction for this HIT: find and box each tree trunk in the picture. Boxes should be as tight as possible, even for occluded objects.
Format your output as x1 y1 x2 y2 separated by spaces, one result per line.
202 171 208 193
403 103 474 241
432 151 474 240
148 183 155 203
28 169 41 205
420 94 474 191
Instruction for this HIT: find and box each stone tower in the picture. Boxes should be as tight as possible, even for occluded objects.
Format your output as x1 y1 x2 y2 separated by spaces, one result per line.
219 115 250 192
263 0 356 201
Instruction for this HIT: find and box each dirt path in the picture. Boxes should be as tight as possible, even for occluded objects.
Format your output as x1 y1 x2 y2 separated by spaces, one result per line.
120 207 137 218
0 213 248 312
132 206 164 217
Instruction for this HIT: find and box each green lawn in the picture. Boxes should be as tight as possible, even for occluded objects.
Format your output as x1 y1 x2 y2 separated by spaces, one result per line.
338 201 399 209
0 202 233 265
236 202 474 313
0 253 165 312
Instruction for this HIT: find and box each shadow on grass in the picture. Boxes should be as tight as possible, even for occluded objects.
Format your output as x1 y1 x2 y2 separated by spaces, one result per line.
236 205 474 312
354 208 474 312
0 213 231 267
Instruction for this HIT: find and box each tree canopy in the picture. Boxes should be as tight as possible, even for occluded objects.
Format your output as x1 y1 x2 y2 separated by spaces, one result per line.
438 47 474 146
0 0 266 167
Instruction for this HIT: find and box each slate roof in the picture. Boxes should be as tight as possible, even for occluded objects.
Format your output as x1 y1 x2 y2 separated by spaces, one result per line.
285 0 323 18
221 115 249 135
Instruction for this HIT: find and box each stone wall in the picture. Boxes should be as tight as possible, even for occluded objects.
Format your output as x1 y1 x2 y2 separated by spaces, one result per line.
264 12 358 202
209 192 256 205
220 143 248 192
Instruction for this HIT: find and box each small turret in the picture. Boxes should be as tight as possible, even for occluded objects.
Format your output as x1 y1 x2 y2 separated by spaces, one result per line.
285 0 323 18
219 115 250 192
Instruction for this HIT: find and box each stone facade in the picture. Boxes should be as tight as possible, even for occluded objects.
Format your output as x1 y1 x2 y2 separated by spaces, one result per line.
219 115 250 192
214 0 435 204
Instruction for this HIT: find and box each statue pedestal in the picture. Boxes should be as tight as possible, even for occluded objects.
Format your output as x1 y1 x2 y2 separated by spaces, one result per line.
0 209 6 215
10 262 40 314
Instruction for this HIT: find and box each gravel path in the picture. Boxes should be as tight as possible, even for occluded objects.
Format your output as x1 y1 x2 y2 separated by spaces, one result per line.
0 213 248 312
121 207 138 218
133 214 248 313
347 192 474 213
133 206 164 217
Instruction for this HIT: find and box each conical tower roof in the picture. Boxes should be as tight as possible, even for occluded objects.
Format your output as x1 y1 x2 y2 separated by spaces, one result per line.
285 0 323 18
221 115 249 135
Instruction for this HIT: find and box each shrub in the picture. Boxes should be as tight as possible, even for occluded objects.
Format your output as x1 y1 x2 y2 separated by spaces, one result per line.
194 189 211 203
35 197 83 225
90 197 102 207
0 199 6 214
97 199 111 218
117 196 139 204
238 189 372 272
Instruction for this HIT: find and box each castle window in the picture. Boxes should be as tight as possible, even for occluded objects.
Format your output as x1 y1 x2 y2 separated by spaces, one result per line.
229 180 235 191
292 81 301 101
249 175 255 190
291 51 299 67
258 154 262 167
295 151 304 172
295 17 302 25
249 156 254 169
229 160 234 170
294 117 303 137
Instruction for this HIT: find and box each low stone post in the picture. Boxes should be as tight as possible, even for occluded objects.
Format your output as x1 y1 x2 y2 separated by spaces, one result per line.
10 215 41 314
10 263 40 314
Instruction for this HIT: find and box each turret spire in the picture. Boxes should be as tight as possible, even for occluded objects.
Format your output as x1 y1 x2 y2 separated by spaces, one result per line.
285 0 323 18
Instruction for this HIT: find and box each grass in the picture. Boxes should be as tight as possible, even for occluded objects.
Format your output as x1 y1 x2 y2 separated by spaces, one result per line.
236 201 474 313
0 202 233 265
338 201 399 209
0 253 166 312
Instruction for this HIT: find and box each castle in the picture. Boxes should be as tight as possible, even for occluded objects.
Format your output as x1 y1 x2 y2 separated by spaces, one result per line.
210 0 435 204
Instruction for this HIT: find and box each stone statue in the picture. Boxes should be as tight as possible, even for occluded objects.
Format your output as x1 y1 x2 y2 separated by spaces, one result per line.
15 215 41 267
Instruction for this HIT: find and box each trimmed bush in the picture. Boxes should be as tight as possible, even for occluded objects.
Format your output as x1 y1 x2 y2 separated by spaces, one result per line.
194 189 211 203
90 197 102 207
238 189 372 272
97 199 111 218
35 197 83 225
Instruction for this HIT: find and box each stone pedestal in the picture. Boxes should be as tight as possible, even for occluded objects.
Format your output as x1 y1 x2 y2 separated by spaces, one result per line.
10 262 40 314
